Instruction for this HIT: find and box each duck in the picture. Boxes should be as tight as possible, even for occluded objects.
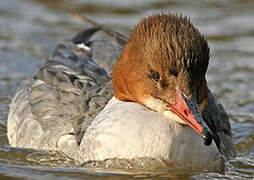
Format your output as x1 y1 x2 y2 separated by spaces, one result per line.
7 13 235 172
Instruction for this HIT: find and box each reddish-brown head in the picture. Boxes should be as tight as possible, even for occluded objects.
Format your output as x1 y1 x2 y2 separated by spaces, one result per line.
113 13 212 145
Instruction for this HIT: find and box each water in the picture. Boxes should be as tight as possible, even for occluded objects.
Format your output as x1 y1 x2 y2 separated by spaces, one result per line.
0 0 254 179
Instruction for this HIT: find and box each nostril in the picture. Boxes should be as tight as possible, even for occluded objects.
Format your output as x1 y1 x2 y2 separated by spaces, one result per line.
184 109 188 116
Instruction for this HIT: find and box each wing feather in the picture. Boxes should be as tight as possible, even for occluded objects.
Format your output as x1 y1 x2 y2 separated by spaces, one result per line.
202 90 236 159
8 27 125 159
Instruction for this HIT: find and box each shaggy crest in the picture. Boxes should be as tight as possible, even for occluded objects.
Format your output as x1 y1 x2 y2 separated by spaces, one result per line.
129 13 210 79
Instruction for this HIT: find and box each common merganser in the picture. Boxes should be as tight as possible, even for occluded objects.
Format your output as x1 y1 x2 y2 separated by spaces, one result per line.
7 13 235 171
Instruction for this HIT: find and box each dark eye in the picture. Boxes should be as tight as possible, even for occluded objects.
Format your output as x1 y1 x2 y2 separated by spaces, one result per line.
170 70 178 77
150 70 160 81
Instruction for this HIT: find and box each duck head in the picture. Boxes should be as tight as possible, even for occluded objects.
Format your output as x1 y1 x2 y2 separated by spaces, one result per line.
113 13 212 145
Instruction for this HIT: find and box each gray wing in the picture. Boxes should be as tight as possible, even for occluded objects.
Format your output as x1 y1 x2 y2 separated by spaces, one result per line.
7 27 124 159
202 89 236 160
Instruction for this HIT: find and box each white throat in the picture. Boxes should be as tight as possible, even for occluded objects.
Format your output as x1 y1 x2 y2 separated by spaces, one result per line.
143 96 187 125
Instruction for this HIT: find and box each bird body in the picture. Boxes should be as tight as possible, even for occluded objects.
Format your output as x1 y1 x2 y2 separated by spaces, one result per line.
7 13 235 172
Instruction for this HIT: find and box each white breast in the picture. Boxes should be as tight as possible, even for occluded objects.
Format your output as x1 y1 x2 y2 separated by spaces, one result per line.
78 97 224 171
